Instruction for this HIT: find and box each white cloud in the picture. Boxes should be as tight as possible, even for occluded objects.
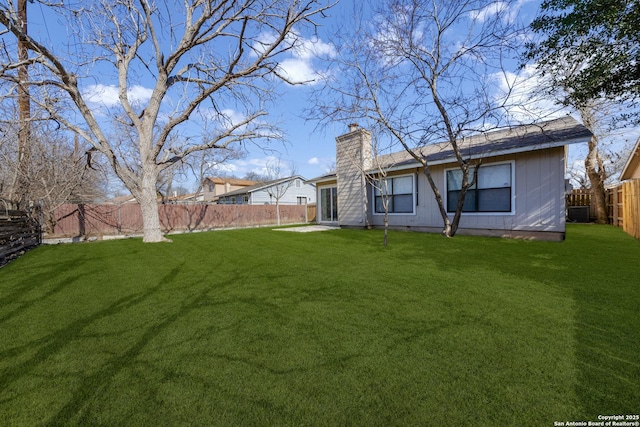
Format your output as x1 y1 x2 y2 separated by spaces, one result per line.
253 32 336 85
210 162 238 175
491 64 570 123
83 84 153 108
469 2 510 23
277 58 320 83
127 85 154 105
306 156 335 174
218 108 247 130
292 35 337 60
469 0 535 24
83 84 119 106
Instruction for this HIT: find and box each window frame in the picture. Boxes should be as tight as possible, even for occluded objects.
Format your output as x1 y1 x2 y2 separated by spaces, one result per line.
372 173 417 216
444 161 516 215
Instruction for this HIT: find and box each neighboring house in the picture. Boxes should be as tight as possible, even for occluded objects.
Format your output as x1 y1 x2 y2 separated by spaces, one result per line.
110 194 137 204
201 177 258 202
620 136 640 181
216 176 316 205
308 117 593 240
165 192 199 203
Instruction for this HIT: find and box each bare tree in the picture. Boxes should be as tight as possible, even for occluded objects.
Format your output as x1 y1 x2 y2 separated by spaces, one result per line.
0 114 106 232
368 135 407 247
264 158 296 226
243 171 269 182
310 0 525 237
0 0 332 242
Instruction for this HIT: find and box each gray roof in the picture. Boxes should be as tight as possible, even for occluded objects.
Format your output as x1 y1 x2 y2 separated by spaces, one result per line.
307 116 592 183
375 116 592 170
305 172 337 184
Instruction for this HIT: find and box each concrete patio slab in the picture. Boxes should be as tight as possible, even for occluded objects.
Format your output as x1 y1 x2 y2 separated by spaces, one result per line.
276 225 340 233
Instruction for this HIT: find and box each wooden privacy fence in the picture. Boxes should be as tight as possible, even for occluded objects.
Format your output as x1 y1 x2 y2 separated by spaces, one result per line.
608 180 640 239
306 203 316 223
566 188 592 206
0 208 41 267
49 202 310 238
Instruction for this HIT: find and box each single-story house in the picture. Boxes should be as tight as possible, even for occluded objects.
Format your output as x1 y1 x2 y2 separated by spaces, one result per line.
216 175 316 205
201 177 259 202
308 117 593 240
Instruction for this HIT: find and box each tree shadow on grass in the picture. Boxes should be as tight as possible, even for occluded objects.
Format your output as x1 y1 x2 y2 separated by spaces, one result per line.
44 267 252 425
0 268 171 395
0 264 196 422
0 261 81 326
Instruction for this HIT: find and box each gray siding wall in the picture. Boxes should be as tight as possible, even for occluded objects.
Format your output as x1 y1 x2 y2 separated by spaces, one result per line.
369 147 567 234
250 181 316 205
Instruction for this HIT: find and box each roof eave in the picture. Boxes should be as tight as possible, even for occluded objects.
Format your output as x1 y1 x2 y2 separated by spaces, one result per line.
306 174 337 184
620 137 640 181
428 135 591 166
365 136 590 174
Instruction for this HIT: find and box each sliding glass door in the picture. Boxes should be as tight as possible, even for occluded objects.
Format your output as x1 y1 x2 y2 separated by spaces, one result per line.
320 187 338 223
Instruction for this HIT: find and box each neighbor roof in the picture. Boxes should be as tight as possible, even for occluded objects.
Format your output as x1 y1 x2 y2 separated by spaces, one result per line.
203 177 258 186
217 175 308 198
305 172 337 184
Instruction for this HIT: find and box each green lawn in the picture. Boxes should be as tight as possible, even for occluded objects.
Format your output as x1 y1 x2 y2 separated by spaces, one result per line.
0 225 638 426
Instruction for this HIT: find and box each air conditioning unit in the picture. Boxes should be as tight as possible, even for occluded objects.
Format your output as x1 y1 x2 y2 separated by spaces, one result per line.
567 206 590 223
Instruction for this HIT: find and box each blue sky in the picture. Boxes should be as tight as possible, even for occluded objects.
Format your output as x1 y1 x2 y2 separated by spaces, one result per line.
20 0 640 190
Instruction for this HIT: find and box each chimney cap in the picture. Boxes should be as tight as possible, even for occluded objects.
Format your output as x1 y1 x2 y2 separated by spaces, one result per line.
348 123 359 132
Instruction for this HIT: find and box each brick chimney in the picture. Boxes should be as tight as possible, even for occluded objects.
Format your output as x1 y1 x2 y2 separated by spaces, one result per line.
335 124 372 227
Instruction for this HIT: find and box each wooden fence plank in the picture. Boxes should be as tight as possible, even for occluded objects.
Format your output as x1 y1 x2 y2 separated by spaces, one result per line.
0 208 41 267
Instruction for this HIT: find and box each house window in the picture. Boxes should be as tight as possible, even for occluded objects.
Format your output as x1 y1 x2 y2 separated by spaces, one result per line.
297 196 307 205
374 174 415 214
295 179 301 188
446 162 513 213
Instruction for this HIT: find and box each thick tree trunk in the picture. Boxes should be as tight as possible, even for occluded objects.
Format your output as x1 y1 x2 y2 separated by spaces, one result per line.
579 103 609 224
138 170 170 243
585 137 608 224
